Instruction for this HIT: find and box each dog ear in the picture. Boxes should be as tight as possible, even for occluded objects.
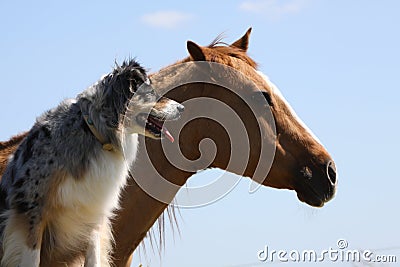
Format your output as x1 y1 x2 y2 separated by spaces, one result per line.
79 98 92 115
187 41 206 61
231 27 252 52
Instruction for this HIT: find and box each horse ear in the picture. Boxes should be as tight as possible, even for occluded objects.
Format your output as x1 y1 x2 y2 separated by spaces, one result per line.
231 27 252 51
187 41 206 61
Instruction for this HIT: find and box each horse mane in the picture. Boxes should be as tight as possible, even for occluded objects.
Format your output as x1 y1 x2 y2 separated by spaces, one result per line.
139 205 180 258
179 35 258 70
0 132 28 177
0 132 27 150
215 45 258 68
207 33 229 47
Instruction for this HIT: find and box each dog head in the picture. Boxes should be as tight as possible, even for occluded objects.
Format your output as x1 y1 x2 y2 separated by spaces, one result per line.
124 76 184 142
79 60 184 144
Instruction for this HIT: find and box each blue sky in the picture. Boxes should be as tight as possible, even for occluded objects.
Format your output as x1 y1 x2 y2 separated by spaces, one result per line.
1 1 399 266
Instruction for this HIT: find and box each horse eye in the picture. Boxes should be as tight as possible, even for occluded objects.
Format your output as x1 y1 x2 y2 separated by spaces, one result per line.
262 91 273 106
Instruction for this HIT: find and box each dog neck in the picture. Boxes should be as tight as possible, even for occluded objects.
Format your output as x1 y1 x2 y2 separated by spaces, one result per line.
82 114 114 151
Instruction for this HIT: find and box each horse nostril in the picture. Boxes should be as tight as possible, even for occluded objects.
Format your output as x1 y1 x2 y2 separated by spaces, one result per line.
327 161 337 185
177 104 185 112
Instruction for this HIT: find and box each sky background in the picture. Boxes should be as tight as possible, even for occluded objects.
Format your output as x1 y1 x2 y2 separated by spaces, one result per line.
1 1 399 266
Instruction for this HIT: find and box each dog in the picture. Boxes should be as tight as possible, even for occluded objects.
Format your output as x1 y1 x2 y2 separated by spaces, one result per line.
0 59 184 267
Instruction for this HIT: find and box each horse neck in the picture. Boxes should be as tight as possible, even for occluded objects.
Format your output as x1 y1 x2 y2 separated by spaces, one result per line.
104 61 270 266
111 135 193 265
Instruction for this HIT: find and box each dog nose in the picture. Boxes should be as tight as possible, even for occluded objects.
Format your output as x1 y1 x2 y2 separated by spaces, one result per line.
326 161 337 185
177 104 185 112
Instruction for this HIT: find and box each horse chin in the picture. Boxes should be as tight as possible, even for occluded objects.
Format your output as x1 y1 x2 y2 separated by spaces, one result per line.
295 181 338 207
293 179 328 207
296 191 325 208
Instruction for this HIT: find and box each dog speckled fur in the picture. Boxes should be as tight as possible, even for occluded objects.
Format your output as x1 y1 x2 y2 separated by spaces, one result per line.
0 60 183 267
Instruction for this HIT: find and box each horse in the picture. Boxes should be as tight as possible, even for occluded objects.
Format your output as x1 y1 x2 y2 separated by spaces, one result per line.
0 28 337 267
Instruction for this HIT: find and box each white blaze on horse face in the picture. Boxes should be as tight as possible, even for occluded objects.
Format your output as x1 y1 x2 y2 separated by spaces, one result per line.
256 71 324 147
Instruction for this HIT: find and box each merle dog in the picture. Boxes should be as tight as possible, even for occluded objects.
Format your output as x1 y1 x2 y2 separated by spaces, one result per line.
0 60 183 267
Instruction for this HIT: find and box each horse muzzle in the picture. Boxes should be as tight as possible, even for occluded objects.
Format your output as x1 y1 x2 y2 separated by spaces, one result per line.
295 160 338 207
